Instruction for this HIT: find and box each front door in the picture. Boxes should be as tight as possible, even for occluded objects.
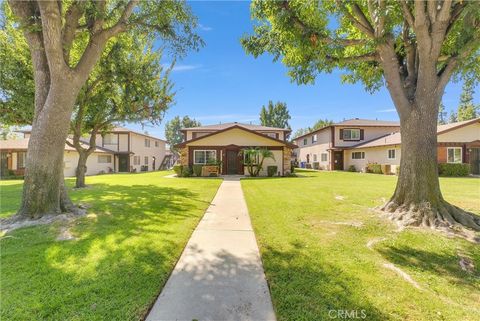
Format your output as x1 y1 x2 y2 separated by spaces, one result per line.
226 150 238 175
333 151 344 170
470 148 480 174
118 155 128 172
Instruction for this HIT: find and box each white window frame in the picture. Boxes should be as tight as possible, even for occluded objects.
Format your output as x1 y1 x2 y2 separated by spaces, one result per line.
342 129 361 141
303 138 308 145
321 153 328 162
447 147 462 163
155 141 159 147
17 151 27 168
194 150 217 165
133 155 140 165
387 149 396 160
98 155 112 163
352 151 365 160
313 154 318 162
144 156 149 165
145 139 150 147
312 134 318 143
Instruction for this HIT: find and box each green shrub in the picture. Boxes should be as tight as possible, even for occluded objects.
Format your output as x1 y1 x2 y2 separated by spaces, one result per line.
348 165 356 172
181 166 192 177
173 165 183 176
267 166 278 177
312 162 320 170
290 163 295 173
366 163 382 174
438 163 470 177
193 164 203 177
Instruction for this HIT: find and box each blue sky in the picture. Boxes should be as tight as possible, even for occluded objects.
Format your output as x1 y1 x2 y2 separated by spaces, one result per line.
130 1 478 140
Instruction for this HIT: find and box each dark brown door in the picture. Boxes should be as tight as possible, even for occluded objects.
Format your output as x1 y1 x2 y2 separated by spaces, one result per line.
226 150 238 174
118 155 128 172
333 151 344 170
470 148 480 175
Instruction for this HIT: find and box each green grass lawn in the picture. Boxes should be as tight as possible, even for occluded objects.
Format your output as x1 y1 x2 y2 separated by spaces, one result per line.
0 171 221 321
242 170 480 321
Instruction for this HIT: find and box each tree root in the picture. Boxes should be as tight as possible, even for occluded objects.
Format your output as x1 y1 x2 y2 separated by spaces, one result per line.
380 200 480 243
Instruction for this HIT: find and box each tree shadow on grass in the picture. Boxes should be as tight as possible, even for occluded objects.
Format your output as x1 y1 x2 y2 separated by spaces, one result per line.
260 242 389 321
1 183 215 321
377 245 480 290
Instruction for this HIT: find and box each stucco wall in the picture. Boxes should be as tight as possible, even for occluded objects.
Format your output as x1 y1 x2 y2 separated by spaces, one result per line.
438 122 480 142
343 145 401 172
129 133 166 172
63 151 114 177
187 128 285 147
334 126 399 147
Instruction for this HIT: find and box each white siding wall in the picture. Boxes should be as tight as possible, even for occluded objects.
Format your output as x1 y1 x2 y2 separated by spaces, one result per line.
129 133 166 172
63 151 114 177
438 122 480 142
334 126 400 147
294 129 332 169
343 146 401 172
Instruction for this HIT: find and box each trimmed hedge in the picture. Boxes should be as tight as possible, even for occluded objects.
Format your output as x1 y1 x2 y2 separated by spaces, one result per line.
193 164 203 177
347 165 356 172
173 165 183 176
438 163 470 177
181 166 193 177
366 163 383 174
312 162 320 170
267 166 278 177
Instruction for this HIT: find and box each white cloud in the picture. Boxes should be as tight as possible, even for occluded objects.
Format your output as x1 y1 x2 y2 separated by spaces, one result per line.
162 64 203 72
198 24 213 31
376 108 396 113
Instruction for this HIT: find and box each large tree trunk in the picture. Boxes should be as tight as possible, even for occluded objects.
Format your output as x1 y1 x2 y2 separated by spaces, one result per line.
75 150 92 188
18 84 79 218
382 98 480 231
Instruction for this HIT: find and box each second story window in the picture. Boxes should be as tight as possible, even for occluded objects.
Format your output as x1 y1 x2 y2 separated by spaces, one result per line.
303 138 308 145
145 139 150 147
388 149 396 159
155 141 159 147
342 129 362 141
312 134 317 143
103 134 118 145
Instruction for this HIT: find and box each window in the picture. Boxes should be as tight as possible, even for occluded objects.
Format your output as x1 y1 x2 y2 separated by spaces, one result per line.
194 150 217 164
145 139 150 147
342 129 361 141
352 151 365 159
321 153 328 162
17 152 26 168
388 149 396 160
447 147 462 163
155 141 159 147
312 134 317 143
98 155 112 163
303 138 308 145
103 134 118 145
133 156 140 165
313 154 318 162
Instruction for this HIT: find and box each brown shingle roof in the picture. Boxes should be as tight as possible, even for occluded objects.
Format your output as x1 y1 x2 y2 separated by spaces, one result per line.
181 122 291 132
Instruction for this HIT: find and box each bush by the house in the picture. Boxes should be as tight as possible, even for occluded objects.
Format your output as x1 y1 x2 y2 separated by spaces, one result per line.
366 163 383 174
312 162 319 170
173 164 183 176
193 164 203 177
348 165 356 172
305 163 312 169
181 166 193 177
438 163 470 177
290 162 295 173
267 166 278 177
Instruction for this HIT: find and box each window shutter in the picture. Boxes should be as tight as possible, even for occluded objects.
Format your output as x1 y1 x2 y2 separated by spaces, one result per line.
339 129 344 140
360 129 364 140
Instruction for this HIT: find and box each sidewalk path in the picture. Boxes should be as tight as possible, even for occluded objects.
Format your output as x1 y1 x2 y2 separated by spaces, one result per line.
146 177 276 321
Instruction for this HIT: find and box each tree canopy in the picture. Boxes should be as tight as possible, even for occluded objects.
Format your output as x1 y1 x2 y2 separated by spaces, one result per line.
259 101 291 129
165 116 201 152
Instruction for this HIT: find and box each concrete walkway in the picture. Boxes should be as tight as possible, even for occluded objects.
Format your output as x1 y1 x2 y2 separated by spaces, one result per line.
146 177 276 321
